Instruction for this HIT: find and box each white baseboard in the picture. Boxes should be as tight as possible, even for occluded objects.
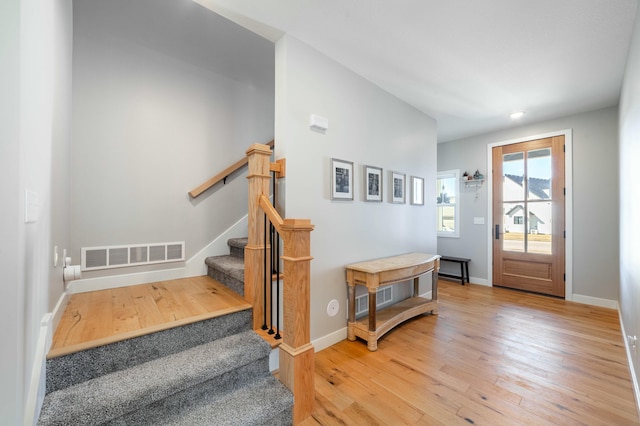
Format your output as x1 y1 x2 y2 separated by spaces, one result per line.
312 327 348 352
438 276 489 286
23 313 51 426
269 327 348 372
67 216 248 293
269 348 279 372
470 277 490 286
571 293 618 309
419 290 433 299
618 308 640 419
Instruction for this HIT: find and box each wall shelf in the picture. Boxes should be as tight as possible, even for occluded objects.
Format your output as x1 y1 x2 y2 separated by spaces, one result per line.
462 178 484 188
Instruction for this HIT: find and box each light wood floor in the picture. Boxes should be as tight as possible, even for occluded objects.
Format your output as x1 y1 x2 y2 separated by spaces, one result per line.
50 277 639 425
301 281 640 426
49 275 251 358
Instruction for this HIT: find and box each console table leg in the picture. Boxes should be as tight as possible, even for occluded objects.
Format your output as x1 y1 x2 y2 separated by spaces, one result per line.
431 269 439 314
368 288 377 350
413 277 420 297
347 284 356 341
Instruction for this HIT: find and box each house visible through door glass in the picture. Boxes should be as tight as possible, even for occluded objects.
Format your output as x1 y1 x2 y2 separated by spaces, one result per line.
501 148 552 254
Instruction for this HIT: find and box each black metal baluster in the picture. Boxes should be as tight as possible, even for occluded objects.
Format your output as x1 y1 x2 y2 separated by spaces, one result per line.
261 213 268 331
268 222 275 336
275 230 281 340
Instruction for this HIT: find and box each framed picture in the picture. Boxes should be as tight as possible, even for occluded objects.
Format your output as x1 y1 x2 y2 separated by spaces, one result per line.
364 165 383 202
410 176 424 205
331 158 354 200
391 171 405 204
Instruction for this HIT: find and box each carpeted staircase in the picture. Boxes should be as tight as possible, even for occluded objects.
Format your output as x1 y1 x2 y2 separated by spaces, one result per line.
39 238 293 425
206 238 248 297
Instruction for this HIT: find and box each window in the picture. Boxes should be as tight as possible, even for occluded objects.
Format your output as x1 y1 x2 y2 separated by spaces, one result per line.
514 216 524 224
437 170 459 237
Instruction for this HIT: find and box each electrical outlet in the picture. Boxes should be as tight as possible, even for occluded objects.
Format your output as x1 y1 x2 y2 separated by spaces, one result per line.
628 335 637 355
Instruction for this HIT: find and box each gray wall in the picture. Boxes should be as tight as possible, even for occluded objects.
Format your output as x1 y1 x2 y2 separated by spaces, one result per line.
619 8 640 401
71 0 274 277
275 35 438 340
0 1 23 422
438 106 619 301
0 0 73 423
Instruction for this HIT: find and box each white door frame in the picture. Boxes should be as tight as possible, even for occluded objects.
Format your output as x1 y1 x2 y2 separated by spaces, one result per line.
486 129 574 300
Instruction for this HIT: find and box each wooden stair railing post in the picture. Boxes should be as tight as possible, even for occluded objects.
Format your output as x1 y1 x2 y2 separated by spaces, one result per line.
245 143 273 330
279 219 315 424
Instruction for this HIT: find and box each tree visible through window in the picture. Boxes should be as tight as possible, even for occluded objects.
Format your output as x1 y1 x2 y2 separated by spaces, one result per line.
437 170 459 237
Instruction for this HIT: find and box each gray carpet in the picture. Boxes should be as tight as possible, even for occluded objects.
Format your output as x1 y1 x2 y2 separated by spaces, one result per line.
46 309 252 393
39 238 293 425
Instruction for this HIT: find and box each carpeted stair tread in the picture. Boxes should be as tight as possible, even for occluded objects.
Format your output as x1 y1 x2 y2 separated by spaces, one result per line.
122 375 293 426
46 309 252 394
206 254 245 295
38 330 272 426
205 254 245 280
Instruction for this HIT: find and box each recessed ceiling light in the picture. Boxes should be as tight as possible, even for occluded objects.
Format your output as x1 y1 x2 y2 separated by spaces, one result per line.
510 111 525 119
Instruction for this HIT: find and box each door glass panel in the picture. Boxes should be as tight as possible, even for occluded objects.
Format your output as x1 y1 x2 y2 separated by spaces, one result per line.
502 202 524 252
502 152 524 201
527 148 551 200
527 202 552 254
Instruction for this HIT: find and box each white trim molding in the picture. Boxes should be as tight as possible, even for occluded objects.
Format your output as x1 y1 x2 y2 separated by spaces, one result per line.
619 308 640 419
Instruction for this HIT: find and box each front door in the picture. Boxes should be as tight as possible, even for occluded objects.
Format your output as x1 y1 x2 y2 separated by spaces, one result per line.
492 136 565 297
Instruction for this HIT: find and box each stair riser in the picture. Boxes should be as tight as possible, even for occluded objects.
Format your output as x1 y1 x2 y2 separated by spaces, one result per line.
46 309 252 393
227 238 247 260
207 267 244 296
229 244 245 259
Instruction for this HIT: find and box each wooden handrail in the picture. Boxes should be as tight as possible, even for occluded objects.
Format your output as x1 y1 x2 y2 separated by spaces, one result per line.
259 194 283 232
188 140 274 198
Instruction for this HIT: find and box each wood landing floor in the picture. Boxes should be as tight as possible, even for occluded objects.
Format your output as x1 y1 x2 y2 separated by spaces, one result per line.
49 275 251 358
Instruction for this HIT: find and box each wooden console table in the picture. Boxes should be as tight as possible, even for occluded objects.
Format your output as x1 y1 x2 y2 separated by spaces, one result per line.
346 253 440 351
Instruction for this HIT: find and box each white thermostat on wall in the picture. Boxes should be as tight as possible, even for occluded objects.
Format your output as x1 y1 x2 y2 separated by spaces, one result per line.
310 114 328 133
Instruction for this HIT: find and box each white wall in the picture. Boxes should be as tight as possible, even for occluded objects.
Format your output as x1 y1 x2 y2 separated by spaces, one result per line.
71 0 274 278
438 106 619 302
0 0 72 423
0 1 24 423
49 0 73 310
619 8 640 402
275 35 438 341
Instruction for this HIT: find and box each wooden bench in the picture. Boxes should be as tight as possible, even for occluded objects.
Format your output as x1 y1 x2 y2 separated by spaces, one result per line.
438 256 470 285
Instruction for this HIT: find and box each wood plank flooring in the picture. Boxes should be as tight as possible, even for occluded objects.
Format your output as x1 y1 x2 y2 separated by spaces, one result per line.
50 277 639 425
49 275 251 358
301 281 639 426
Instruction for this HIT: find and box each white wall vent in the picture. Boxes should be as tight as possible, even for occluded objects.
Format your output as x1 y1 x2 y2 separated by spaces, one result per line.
354 285 393 315
81 242 185 271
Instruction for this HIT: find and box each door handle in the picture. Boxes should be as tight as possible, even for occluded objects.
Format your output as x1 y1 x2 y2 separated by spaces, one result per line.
495 224 500 240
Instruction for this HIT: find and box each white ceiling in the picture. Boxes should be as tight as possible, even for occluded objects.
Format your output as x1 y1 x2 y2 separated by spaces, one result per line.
195 0 638 142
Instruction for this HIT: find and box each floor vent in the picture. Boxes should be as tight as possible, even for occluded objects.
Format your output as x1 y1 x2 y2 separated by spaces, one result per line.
355 285 393 315
81 242 185 271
